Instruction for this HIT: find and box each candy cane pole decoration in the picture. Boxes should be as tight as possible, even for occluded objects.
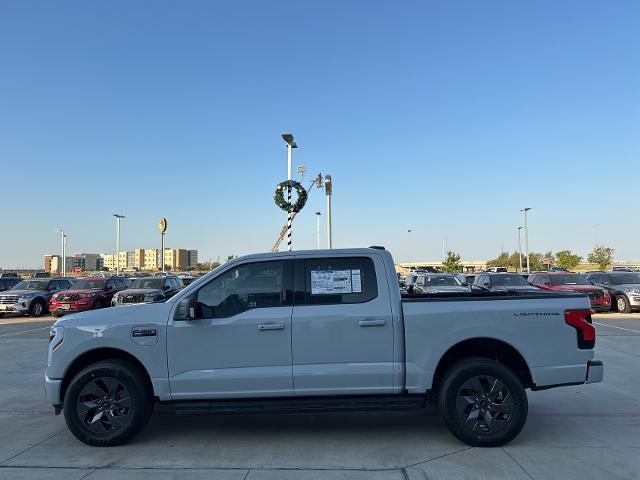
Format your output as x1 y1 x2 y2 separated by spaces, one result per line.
281 134 297 251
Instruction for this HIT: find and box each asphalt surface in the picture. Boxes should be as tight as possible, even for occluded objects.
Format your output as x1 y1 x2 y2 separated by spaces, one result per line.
0 312 639 479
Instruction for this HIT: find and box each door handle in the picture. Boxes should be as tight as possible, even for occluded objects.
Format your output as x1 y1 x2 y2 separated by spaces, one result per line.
359 319 387 327
258 323 285 331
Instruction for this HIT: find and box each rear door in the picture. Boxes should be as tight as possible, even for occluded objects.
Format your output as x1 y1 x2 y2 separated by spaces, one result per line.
291 254 395 396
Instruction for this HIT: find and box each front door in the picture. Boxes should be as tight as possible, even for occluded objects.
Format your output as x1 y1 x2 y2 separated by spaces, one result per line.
167 259 294 400
291 255 395 396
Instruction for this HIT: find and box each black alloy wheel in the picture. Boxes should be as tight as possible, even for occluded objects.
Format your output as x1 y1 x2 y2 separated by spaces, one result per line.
438 358 528 447
63 360 153 446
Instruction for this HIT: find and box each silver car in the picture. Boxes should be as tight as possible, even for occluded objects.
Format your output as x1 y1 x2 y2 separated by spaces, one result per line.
0 278 73 317
585 271 640 313
412 273 470 294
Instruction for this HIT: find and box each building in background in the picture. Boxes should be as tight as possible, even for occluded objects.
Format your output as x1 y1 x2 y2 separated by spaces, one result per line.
43 255 57 273
50 256 75 274
188 250 198 268
143 249 159 270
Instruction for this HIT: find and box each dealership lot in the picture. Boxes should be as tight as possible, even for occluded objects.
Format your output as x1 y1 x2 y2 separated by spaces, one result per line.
0 314 638 480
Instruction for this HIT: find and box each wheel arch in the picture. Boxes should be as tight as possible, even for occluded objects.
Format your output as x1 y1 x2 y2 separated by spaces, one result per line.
60 347 153 404
432 337 533 391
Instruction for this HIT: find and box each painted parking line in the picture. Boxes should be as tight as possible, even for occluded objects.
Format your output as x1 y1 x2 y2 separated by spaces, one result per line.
593 322 640 333
0 326 50 338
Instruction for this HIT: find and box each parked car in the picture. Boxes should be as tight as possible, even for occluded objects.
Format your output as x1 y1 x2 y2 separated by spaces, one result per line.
403 272 420 293
484 267 508 273
177 273 196 286
31 271 51 278
528 272 611 312
49 277 129 317
0 272 19 278
473 273 540 293
584 271 640 313
412 273 470 294
0 278 73 317
46 247 602 448
112 276 183 306
0 277 22 292
612 267 638 272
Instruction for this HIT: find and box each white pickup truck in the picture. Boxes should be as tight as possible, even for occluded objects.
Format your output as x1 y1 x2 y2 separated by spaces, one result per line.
45 247 603 447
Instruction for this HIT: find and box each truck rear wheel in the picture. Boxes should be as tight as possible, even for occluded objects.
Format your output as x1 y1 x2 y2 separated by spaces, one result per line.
437 358 528 447
63 359 153 446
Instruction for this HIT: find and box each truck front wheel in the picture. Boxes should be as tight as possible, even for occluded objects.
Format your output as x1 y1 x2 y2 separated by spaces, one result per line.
437 358 528 447
63 359 153 446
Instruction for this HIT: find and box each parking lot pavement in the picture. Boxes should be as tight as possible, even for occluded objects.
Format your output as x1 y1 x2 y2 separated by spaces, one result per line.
0 314 638 479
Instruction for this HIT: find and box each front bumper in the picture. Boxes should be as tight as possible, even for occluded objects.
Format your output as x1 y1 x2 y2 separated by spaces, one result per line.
586 360 604 384
49 302 92 315
44 375 62 409
0 301 30 313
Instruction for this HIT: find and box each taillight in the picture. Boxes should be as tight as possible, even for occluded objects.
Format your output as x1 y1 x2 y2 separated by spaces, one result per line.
565 309 596 349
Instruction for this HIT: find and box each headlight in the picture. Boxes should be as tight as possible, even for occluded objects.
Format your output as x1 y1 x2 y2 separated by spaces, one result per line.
623 288 640 294
19 293 37 300
49 326 64 351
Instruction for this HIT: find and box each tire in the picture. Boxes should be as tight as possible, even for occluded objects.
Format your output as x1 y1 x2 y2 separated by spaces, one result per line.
93 299 105 310
63 359 153 446
437 358 528 447
28 299 46 317
616 295 631 314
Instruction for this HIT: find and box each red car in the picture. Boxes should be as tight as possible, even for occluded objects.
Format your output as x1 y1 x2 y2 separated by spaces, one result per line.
49 277 128 317
528 272 611 312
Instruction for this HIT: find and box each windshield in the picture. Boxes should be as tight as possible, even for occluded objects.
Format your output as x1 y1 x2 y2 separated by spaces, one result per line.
610 273 640 285
490 275 529 287
70 279 107 290
422 275 462 287
550 274 590 286
12 280 50 291
131 278 165 289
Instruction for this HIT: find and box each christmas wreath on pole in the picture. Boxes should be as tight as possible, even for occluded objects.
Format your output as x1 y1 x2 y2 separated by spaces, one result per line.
274 180 308 213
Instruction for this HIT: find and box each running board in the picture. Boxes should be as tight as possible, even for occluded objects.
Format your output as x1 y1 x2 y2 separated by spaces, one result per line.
172 394 426 416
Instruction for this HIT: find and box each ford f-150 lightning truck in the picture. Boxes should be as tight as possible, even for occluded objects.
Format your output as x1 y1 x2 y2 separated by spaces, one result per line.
45 248 603 447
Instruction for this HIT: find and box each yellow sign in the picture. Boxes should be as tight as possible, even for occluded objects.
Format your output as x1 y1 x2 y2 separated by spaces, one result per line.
159 217 167 234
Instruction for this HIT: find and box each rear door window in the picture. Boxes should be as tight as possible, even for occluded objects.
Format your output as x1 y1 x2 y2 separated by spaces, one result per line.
299 257 378 305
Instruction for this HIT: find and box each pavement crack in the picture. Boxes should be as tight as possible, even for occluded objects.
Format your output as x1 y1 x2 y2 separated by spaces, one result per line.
402 446 474 469
502 447 536 480
0 427 67 466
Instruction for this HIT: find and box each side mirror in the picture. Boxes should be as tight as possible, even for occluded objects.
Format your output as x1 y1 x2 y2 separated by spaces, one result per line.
175 297 195 320
164 284 172 291
483 281 491 288
543 281 551 287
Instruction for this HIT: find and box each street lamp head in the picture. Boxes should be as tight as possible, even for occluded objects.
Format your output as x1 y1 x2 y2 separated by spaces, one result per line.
408 229 412 233
315 211 321 216
113 213 126 219
521 207 532 212
518 226 523 230
281 133 295 145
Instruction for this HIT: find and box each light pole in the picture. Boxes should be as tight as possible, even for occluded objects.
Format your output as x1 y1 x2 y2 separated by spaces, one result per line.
315 212 321 249
521 208 532 273
281 133 297 251
517 226 524 273
324 175 333 248
113 214 125 275
57 229 66 276
408 229 413 270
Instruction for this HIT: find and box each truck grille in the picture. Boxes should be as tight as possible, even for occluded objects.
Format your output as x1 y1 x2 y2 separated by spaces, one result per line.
119 294 145 304
0 296 18 304
57 294 80 302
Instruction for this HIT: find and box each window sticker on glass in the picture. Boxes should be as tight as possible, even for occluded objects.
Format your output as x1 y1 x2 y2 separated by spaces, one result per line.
311 269 352 294
351 269 362 293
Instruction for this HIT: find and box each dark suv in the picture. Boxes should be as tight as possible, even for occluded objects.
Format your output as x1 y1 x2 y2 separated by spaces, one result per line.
112 276 183 306
0 277 22 292
474 273 540 293
584 271 640 313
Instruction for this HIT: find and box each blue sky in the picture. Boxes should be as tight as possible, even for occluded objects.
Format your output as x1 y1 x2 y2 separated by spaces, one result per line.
1 1 638 268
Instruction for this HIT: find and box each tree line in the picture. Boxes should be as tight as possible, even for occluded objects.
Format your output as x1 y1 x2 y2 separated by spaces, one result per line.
439 246 615 273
